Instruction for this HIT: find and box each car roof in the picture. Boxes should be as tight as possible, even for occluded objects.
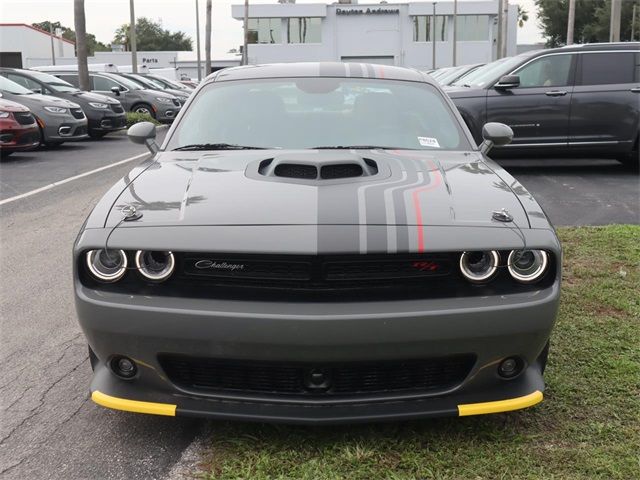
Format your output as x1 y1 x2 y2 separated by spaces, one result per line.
209 62 430 84
539 42 640 55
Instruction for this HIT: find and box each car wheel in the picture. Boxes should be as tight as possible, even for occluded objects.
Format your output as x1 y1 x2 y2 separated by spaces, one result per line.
89 131 108 139
132 103 155 118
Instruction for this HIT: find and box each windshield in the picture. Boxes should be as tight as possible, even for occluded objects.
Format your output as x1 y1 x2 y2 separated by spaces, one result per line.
452 56 527 88
0 76 33 95
166 78 469 151
435 66 468 85
28 71 79 92
151 76 189 90
122 74 158 89
110 75 143 90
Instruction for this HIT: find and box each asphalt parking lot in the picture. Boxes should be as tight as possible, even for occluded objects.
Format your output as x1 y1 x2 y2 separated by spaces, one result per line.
0 136 638 479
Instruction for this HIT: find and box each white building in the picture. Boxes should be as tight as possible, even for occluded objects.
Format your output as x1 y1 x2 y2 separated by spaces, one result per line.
0 23 76 68
231 0 517 69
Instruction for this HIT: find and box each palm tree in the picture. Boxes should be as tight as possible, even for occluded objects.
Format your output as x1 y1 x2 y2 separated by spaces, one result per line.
73 0 89 90
518 5 529 28
205 0 212 76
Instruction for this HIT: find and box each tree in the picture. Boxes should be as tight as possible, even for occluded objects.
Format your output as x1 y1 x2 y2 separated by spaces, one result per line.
113 17 193 51
518 5 529 28
536 0 638 46
32 21 109 55
73 0 89 91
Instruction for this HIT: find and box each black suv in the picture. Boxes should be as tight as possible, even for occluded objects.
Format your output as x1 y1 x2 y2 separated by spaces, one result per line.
445 43 640 169
0 68 126 139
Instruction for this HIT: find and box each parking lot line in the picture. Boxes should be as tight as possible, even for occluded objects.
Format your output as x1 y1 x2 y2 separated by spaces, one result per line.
0 152 149 206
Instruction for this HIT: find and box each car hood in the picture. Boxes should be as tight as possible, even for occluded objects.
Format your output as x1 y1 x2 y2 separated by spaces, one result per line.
1 92 80 109
443 86 487 98
0 97 30 112
107 150 532 231
67 90 119 104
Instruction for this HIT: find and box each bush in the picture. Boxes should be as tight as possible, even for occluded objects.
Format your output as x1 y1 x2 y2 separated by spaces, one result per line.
125 112 160 128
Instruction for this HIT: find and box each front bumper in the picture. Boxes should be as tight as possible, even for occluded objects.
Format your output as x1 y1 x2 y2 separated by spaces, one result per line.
155 104 181 122
41 117 88 142
77 277 559 424
87 112 127 133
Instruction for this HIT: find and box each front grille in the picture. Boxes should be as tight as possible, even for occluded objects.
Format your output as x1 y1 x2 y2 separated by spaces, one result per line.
17 131 40 145
110 104 125 113
159 354 475 398
13 112 36 125
73 126 87 136
70 108 85 119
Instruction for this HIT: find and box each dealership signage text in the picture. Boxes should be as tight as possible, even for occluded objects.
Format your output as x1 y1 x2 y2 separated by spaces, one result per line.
336 7 400 15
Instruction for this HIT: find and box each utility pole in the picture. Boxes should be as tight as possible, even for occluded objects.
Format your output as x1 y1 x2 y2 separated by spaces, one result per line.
500 0 508 58
129 0 137 73
195 0 202 81
205 0 212 77
610 0 622 42
432 2 437 69
74 0 89 91
49 23 56 65
496 0 503 59
567 0 576 45
242 0 249 65
452 0 457 66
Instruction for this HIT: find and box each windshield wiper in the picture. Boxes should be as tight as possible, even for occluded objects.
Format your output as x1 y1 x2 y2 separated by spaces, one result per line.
311 145 402 150
172 143 268 151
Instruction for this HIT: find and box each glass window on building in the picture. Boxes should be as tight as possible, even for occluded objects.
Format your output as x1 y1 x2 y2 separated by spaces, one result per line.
288 18 322 43
247 18 281 44
413 16 447 42
455 15 490 41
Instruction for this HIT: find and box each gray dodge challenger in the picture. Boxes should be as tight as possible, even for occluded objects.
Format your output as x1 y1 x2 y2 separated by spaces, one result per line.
74 62 561 423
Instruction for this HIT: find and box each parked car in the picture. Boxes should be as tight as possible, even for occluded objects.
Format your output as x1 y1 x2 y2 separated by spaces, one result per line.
0 76 88 146
179 79 199 89
76 62 561 424
0 96 40 157
445 43 640 169
0 68 126 139
49 71 182 122
115 72 190 105
436 63 484 86
144 73 194 93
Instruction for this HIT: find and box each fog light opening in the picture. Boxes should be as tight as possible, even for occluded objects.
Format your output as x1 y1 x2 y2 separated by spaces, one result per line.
498 357 524 379
110 355 138 379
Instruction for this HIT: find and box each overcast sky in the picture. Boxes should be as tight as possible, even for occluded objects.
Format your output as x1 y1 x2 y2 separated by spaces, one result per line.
0 0 543 58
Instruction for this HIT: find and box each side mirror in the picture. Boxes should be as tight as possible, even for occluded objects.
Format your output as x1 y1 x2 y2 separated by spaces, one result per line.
480 122 513 154
495 75 520 90
110 86 121 96
128 121 158 154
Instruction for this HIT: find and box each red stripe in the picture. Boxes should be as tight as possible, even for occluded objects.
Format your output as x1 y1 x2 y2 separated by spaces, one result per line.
410 160 442 252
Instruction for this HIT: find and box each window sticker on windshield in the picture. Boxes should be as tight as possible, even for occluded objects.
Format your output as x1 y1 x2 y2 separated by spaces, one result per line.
418 137 440 148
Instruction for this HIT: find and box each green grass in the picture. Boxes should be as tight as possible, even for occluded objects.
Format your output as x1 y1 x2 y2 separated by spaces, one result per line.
198 226 640 480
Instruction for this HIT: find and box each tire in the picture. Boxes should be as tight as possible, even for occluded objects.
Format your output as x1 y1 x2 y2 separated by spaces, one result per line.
132 103 155 118
88 131 108 139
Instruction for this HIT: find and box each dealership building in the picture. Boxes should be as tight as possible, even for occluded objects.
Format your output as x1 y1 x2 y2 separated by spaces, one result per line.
232 0 517 69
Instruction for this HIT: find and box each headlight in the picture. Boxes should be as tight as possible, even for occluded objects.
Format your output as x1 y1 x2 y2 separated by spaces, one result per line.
0 111 10 118
44 106 68 113
88 102 109 109
508 250 549 283
135 250 175 281
459 250 499 283
85 249 128 282
155 97 172 103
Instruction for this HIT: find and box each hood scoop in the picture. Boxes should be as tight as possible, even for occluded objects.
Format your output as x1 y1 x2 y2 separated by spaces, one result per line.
249 152 381 185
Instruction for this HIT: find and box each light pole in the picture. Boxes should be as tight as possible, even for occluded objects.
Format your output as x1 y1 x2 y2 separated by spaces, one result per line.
452 0 457 66
242 0 249 65
49 23 56 65
205 0 212 76
610 0 622 42
129 0 137 73
432 2 437 70
567 0 575 45
196 0 202 81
